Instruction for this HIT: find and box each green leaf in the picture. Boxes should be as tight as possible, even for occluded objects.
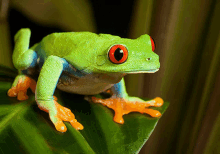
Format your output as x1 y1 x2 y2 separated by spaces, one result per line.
11 0 96 32
0 67 168 154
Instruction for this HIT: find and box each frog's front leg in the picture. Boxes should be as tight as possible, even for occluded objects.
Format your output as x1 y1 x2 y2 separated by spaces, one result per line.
92 78 163 124
36 55 83 132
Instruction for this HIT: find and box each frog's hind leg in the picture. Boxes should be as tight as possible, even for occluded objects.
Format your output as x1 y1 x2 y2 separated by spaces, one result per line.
8 28 39 100
8 75 36 100
12 28 38 70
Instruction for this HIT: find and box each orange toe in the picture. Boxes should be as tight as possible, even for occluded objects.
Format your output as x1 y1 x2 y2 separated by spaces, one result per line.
154 97 164 107
113 115 124 124
54 101 84 131
92 97 163 124
143 108 162 117
7 88 17 97
70 119 84 130
55 120 67 132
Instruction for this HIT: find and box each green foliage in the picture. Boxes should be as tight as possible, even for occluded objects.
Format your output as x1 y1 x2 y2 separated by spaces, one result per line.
0 66 168 154
10 0 96 32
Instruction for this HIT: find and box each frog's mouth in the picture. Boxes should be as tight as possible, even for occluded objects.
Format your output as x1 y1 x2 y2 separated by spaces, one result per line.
123 69 159 74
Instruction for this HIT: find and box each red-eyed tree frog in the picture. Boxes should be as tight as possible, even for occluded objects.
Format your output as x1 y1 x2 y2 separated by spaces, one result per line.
8 28 163 132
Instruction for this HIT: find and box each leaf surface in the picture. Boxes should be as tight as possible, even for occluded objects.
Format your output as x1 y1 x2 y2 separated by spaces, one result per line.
0 66 168 154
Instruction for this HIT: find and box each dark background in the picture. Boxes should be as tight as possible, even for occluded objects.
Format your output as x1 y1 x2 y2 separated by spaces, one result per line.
8 0 135 46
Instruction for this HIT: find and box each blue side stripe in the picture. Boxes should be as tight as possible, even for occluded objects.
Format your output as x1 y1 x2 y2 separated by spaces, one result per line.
29 51 38 67
61 58 87 77
21 49 87 78
111 79 128 98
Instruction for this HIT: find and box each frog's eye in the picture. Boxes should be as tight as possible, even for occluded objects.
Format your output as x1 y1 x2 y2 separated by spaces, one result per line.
108 44 128 64
150 36 156 51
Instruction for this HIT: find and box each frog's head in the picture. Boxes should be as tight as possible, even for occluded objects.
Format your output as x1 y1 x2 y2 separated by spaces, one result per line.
89 34 160 74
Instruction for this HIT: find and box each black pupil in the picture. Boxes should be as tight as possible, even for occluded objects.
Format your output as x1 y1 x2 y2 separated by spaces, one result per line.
114 48 124 61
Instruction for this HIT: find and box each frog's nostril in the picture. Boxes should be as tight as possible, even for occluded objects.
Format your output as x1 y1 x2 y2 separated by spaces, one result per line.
146 58 151 61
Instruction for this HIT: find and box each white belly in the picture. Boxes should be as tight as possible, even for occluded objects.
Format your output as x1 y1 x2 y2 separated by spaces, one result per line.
57 72 125 95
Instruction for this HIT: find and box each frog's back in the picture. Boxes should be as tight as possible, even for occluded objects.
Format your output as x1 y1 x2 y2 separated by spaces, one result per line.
38 32 99 58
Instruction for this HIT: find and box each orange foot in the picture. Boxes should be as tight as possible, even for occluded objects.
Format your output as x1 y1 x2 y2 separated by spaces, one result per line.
91 97 164 124
8 76 58 101
39 101 84 132
8 76 36 100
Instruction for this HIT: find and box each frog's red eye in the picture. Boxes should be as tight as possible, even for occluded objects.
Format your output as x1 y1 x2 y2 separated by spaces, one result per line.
150 36 156 51
108 44 128 64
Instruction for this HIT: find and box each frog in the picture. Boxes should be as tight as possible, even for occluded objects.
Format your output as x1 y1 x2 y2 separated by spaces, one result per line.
8 28 163 132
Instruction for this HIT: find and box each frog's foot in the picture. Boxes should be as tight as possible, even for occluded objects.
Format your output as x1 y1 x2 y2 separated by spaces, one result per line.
38 101 84 132
91 97 163 124
8 75 36 101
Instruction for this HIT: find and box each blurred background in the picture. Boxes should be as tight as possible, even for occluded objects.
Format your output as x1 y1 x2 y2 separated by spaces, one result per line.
0 0 220 153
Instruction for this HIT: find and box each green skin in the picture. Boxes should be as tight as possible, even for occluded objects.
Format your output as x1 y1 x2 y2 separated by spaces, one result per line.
11 28 160 130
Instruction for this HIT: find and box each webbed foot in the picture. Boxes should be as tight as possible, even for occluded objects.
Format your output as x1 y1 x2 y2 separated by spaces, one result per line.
91 97 163 124
8 75 36 100
38 100 83 132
